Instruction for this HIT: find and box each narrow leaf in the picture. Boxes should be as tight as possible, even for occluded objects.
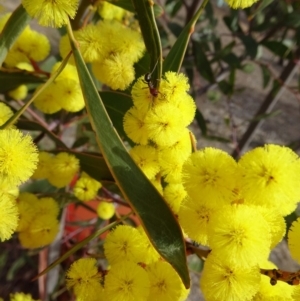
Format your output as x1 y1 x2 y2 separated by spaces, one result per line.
131 0 162 85
260 64 271 88
193 42 215 83
163 0 209 73
0 5 31 66
68 26 190 288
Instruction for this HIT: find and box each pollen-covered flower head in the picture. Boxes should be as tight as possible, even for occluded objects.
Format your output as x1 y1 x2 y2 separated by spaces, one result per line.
178 196 216 246
0 129 38 187
255 206 286 249
160 72 190 102
130 145 160 179
92 54 135 91
97 201 115 220
0 194 18 241
10 292 40 301
146 261 182 301
182 147 238 206
19 214 59 249
104 261 150 301
55 78 85 112
288 217 300 264
4 26 50 67
225 0 259 9
238 144 300 216
208 204 271 267
47 152 80 188
98 2 126 21
16 192 39 232
0 102 13 126
21 0 79 28
144 103 186 147
75 24 105 63
31 152 53 180
66 258 103 301
123 106 150 145
33 83 63 114
73 173 102 202
163 182 187 214
104 225 148 265
131 76 154 111
200 253 260 301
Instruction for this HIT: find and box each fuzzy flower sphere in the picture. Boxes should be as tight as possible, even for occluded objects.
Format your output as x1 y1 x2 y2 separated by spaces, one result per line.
0 102 13 126
104 261 150 301
0 129 38 186
226 0 259 9
104 225 147 265
238 144 300 215
10 293 40 301
73 173 102 202
0 195 18 241
22 0 79 28
178 197 216 246
200 253 260 301
146 261 182 301
288 217 300 264
47 152 80 188
66 258 103 301
182 147 238 206
208 204 271 267
97 201 115 220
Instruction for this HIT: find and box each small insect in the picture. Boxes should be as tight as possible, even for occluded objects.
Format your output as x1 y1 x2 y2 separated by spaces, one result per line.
144 59 160 97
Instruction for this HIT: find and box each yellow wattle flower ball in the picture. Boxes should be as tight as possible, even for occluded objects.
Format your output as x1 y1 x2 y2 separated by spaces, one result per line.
238 144 300 216
146 261 182 301
226 0 259 9
21 0 79 28
200 253 260 301
0 102 13 126
208 204 271 267
10 292 40 301
0 194 18 241
31 151 53 180
0 129 38 187
16 192 39 232
288 217 300 264
104 261 150 301
104 225 147 265
182 147 238 206
66 258 104 301
5 27 50 67
129 145 159 179
97 201 115 220
178 196 216 246
144 103 186 147
73 173 102 202
123 106 150 145
98 2 126 21
92 54 135 91
47 152 80 188
18 215 59 249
